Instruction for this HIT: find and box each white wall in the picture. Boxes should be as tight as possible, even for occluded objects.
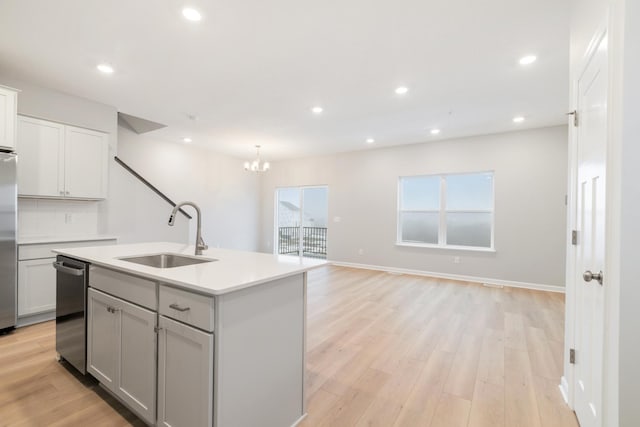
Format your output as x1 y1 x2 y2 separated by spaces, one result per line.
104 156 189 244
112 126 260 250
260 125 568 288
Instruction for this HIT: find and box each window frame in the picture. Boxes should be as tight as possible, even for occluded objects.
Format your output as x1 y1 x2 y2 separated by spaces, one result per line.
396 171 496 251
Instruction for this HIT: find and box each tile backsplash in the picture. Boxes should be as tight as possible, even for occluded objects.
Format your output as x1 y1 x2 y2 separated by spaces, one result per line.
18 198 100 238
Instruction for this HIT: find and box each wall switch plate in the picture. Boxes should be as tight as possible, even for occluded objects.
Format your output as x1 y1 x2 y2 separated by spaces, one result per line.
358 248 364 255
453 256 461 264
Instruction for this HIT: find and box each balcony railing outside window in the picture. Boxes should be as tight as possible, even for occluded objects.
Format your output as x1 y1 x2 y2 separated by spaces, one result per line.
278 226 327 259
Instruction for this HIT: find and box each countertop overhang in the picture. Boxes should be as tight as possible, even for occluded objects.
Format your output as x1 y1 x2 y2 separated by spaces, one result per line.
53 242 327 296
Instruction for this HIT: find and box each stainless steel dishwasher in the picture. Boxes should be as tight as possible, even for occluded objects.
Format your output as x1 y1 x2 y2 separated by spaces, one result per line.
53 255 89 374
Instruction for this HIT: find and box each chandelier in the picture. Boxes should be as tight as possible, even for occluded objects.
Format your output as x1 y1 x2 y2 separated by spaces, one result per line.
244 145 270 172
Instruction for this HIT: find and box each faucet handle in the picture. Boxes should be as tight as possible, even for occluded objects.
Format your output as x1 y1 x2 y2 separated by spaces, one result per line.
197 237 208 250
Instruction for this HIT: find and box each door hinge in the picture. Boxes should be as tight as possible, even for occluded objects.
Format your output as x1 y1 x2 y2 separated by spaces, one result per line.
571 230 578 245
567 110 578 127
570 348 576 364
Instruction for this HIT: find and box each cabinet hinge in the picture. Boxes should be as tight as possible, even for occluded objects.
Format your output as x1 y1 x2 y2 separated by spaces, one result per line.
570 348 576 364
571 230 578 246
567 110 578 127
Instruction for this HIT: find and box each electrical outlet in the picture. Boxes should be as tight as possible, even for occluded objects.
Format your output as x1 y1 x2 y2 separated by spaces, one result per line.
65 213 73 224
358 248 364 255
453 256 461 264
334 216 342 223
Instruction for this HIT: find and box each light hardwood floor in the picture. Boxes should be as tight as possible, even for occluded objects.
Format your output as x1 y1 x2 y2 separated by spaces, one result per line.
0 266 578 427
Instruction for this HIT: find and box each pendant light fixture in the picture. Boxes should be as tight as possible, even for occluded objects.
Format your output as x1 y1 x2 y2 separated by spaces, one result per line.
244 145 270 172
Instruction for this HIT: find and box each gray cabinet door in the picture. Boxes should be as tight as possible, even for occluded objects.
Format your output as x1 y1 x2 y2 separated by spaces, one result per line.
87 288 118 390
158 315 213 427
117 298 157 425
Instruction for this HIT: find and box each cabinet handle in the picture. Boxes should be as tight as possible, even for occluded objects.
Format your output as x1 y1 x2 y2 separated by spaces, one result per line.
59 190 64 195
65 191 70 196
106 306 120 314
169 303 190 312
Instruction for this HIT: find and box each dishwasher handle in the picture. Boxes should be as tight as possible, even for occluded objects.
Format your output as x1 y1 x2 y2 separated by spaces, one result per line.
53 261 85 277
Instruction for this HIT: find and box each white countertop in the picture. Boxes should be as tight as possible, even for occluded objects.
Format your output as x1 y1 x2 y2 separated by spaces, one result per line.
18 235 119 245
53 242 327 296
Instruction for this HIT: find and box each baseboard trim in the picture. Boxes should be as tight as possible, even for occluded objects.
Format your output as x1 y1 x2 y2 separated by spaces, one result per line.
16 310 56 328
329 261 565 293
559 376 570 405
291 413 307 427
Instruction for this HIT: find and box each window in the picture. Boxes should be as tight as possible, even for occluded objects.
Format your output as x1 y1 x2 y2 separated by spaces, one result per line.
398 172 494 249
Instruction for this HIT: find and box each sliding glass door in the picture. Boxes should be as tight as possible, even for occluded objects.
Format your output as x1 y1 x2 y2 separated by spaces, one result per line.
276 186 328 259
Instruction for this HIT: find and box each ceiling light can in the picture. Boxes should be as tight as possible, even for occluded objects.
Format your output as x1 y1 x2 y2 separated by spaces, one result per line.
96 63 114 74
519 55 537 65
182 7 202 21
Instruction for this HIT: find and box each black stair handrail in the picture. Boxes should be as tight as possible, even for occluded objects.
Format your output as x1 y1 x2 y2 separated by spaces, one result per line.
114 156 192 219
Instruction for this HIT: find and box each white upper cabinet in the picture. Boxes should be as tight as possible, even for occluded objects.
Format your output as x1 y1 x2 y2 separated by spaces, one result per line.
0 86 18 150
64 125 108 199
17 115 109 199
17 116 65 197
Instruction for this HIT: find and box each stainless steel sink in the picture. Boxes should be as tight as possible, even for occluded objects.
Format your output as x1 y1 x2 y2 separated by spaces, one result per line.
118 253 217 268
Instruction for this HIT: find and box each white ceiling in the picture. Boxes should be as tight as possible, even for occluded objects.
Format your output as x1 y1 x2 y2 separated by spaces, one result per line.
0 0 569 160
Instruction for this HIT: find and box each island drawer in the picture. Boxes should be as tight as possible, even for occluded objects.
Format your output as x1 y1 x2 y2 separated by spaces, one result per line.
90 266 157 311
159 285 214 332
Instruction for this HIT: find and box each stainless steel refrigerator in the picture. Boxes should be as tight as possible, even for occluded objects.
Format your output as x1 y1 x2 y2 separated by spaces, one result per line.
0 150 17 332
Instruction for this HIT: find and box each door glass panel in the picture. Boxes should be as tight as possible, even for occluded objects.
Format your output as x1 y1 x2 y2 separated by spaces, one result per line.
277 188 301 255
302 188 328 259
277 187 328 259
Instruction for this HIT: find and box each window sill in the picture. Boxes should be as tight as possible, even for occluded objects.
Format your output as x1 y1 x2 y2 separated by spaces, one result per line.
395 242 496 253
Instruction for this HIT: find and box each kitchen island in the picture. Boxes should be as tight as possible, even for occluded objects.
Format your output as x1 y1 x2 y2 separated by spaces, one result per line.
53 242 326 427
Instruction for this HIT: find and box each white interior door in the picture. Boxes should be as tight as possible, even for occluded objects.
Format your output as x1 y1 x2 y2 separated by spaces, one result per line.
573 31 608 427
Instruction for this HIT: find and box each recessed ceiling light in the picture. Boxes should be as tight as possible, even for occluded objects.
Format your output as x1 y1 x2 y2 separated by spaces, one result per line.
311 106 323 114
182 137 192 143
96 63 114 74
182 7 202 21
395 86 409 95
430 129 441 135
519 55 537 65
513 116 525 123
366 138 375 144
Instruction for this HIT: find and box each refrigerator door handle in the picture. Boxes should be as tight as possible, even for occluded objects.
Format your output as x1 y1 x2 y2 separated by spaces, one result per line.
53 261 85 277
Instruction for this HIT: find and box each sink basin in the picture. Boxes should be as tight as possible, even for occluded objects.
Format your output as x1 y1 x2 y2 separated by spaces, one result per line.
118 253 217 269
